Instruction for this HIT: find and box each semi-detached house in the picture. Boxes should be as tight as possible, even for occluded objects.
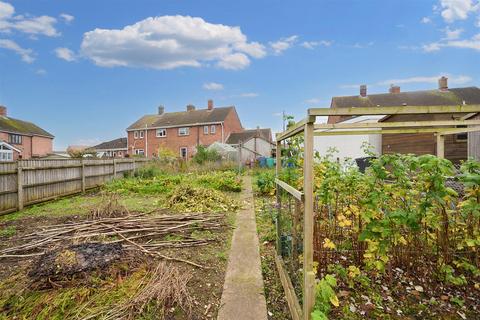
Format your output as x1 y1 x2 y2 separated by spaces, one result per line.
126 100 243 159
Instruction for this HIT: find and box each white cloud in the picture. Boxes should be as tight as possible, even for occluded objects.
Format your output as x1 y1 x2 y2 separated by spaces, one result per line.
35 68 46 75
55 47 76 61
203 82 224 90
352 41 374 49
439 0 480 23
444 26 464 39
0 1 61 38
0 39 34 63
269 35 298 55
300 40 332 49
60 13 74 24
423 42 443 51
421 17 432 23
377 74 472 85
238 92 259 98
80 15 266 70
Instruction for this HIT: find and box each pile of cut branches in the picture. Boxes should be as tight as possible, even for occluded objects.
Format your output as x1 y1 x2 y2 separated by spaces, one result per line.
0 213 224 268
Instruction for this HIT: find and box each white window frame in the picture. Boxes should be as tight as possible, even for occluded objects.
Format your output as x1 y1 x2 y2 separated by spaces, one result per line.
180 147 188 159
135 149 145 156
210 125 216 134
0 147 13 162
134 131 139 139
139 130 145 139
204 126 209 135
178 127 190 136
156 128 167 138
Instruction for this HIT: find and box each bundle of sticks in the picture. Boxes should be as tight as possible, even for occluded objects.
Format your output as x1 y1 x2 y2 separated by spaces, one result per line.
0 213 224 268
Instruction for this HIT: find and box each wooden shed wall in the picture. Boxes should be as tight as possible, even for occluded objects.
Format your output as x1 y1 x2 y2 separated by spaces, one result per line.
468 114 480 161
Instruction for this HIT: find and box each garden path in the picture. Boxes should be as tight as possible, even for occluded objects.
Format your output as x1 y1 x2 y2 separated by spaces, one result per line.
217 176 268 320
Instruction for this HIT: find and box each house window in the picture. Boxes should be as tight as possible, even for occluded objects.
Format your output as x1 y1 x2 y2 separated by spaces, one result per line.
134 131 138 139
156 128 167 137
9 134 22 144
210 125 216 134
135 149 145 156
178 127 189 136
456 125 468 142
180 147 188 159
139 131 145 139
0 145 13 162
204 126 209 135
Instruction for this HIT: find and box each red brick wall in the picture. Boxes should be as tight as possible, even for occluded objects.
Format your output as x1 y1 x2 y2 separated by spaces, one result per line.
0 132 53 159
127 108 243 158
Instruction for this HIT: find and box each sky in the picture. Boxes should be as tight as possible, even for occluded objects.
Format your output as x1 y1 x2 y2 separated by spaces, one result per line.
0 0 480 150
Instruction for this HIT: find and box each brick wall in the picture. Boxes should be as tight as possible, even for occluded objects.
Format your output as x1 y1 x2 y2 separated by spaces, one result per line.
0 132 53 159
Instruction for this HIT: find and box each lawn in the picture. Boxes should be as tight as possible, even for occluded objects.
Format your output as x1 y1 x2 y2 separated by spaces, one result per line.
0 165 243 319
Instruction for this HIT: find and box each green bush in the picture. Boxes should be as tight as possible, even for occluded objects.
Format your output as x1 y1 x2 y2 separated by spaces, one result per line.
197 171 242 192
192 145 221 165
255 170 276 195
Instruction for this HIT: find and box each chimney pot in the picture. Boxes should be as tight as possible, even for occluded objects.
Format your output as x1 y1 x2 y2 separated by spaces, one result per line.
208 99 214 110
158 105 165 115
439 76 448 91
186 104 195 112
360 84 367 97
389 85 400 94
0 106 6 117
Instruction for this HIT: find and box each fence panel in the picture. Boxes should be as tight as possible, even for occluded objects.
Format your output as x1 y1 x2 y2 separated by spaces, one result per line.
0 158 148 215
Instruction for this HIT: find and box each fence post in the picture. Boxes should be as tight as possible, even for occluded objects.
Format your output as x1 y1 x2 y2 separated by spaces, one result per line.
303 118 315 320
81 159 86 193
238 142 243 172
17 163 24 211
276 140 282 255
436 133 445 158
113 159 117 179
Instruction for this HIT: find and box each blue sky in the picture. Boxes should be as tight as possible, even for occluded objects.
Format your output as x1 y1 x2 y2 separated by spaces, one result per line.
0 0 479 149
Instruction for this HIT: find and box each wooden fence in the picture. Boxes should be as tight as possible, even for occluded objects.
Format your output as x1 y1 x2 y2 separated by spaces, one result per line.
0 158 149 215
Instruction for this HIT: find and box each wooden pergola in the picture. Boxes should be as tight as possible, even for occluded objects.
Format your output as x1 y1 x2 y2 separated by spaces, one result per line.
274 104 480 320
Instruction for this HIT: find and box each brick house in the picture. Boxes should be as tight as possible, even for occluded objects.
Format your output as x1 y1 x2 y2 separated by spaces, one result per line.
126 100 243 159
0 106 54 161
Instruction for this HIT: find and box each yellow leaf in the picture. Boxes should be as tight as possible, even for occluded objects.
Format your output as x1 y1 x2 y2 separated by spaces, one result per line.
398 236 407 245
330 294 340 307
323 238 336 250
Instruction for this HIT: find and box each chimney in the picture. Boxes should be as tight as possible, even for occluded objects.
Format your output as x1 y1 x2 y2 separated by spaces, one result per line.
0 106 6 117
186 104 195 112
208 99 214 110
360 84 367 97
158 105 164 115
439 76 448 91
389 85 400 94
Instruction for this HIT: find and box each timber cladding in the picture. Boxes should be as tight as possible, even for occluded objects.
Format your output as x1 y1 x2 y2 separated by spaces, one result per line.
0 158 148 215
382 114 468 164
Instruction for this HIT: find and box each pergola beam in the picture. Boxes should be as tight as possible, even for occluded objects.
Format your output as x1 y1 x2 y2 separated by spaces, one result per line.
314 126 480 136
314 119 480 130
308 105 480 116
276 117 310 141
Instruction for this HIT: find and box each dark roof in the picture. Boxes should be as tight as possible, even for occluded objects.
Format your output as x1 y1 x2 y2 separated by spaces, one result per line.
127 106 237 130
0 115 54 138
330 87 480 123
91 137 127 150
332 87 480 108
226 128 272 144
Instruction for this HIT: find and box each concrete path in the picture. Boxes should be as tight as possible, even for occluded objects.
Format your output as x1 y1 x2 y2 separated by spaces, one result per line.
217 176 268 320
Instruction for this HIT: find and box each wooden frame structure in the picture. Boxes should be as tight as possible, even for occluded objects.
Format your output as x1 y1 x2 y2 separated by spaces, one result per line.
274 104 480 320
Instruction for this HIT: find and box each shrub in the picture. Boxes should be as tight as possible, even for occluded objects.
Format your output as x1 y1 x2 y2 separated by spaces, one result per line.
197 171 242 192
255 170 276 195
192 145 221 165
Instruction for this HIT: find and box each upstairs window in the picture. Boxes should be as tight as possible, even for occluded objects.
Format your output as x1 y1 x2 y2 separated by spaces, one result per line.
139 131 144 139
9 134 22 144
134 131 138 139
178 127 189 136
204 126 209 135
210 125 216 134
156 128 167 137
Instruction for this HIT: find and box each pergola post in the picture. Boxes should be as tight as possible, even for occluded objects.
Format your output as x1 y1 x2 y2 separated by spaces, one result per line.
303 119 315 320
436 133 445 158
276 140 282 255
